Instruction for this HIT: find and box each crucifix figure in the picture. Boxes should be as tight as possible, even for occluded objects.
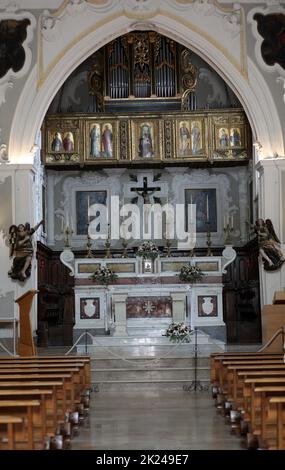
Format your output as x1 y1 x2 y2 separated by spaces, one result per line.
130 177 161 204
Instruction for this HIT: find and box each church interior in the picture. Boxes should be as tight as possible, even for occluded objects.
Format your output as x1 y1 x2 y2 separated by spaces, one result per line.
0 0 285 452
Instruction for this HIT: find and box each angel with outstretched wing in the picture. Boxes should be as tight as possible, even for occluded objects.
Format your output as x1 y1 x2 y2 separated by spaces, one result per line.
8 220 43 282
254 218 284 271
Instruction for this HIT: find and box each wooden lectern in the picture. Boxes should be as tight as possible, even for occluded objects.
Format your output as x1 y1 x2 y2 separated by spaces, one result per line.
262 305 285 352
15 290 38 356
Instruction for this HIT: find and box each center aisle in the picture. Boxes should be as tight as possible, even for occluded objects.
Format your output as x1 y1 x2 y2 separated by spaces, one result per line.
72 389 242 450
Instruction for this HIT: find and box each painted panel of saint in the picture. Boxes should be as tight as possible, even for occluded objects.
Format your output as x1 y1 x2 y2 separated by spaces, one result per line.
89 122 113 158
191 121 202 154
138 122 154 158
101 123 113 158
229 127 241 147
178 121 190 156
90 124 100 157
51 132 63 152
218 128 230 147
63 132 74 152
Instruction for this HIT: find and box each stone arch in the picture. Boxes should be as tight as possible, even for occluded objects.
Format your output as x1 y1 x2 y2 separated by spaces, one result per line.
9 14 283 161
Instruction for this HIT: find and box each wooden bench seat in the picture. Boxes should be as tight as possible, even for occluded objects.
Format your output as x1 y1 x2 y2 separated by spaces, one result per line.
0 400 41 450
0 416 23 450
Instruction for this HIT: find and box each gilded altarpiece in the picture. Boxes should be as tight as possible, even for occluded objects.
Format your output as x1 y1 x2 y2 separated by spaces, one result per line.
42 110 250 166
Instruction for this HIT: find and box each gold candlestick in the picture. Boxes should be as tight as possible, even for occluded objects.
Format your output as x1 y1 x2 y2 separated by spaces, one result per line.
85 225 94 258
223 223 234 245
62 226 73 248
206 229 213 256
121 239 128 258
165 239 172 257
104 237 111 258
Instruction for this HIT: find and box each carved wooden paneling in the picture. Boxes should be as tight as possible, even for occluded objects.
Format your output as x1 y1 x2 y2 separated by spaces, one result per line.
37 242 75 346
223 240 261 344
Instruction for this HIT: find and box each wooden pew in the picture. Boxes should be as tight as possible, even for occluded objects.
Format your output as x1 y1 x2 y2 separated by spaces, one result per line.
251 386 285 449
210 353 283 385
220 364 285 402
0 400 41 449
268 397 285 449
0 416 23 450
0 356 91 386
0 381 66 424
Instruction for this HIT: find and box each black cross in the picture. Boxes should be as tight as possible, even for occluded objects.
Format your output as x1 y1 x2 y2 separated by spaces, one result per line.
130 177 161 204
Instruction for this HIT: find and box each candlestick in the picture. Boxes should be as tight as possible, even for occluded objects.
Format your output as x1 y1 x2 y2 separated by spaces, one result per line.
64 226 73 248
121 239 128 258
104 238 111 258
206 195 209 222
206 228 213 256
87 196 90 224
85 225 94 258
165 239 172 257
223 222 234 245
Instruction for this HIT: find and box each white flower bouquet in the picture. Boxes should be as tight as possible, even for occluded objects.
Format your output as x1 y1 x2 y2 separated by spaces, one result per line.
90 266 117 286
179 265 203 283
137 241 159 260
165 322 191 343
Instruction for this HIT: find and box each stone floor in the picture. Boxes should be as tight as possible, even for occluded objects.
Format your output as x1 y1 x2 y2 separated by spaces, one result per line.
72 388 243 450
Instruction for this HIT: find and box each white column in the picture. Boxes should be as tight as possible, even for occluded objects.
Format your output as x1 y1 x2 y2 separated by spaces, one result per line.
113 293 127 336
171 292 186 323
256 158 285 306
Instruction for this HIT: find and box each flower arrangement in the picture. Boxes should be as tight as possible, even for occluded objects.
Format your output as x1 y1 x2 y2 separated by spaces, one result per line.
90 266 117 286
165 322 191 343
137 241 159 260
179 264 204 283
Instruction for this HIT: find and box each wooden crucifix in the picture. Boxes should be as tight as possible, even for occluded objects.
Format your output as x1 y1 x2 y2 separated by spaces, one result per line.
130 177 161 204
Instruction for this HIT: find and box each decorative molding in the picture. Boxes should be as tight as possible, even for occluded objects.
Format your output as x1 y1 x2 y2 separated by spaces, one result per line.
120 0 159 16
0 128 9 163
192 0 215 16
0 144 8 163
277 76 285 104
223 10 241 38
65 0 87 17
222 245 237 273
41 10 61 42
60 247 75 276
0 79 13 107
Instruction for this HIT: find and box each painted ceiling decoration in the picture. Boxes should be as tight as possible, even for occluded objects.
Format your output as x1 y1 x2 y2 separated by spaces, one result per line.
253 13 285 70
0 18 31 79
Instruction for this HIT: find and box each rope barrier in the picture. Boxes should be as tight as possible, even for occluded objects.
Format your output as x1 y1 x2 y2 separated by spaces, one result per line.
0 341 14 356
65 328 223 366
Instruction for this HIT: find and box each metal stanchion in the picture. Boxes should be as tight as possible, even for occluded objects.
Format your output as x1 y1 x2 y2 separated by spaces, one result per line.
183 327 209 392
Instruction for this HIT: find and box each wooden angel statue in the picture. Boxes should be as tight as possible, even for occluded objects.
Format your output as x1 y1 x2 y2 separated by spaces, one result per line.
8 220 44 282
254 218 285 271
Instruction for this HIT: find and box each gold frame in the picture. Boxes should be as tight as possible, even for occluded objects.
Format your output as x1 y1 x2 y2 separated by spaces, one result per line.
131 119 162 161
215 125 244 150
85 119 118 162
42 109 250 166
45 124 80 164
175 117 207 159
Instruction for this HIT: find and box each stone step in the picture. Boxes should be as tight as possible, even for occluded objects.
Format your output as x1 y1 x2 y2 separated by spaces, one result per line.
90 357 210 368
77 343 223 357
91 380 210 392
92 367 210 381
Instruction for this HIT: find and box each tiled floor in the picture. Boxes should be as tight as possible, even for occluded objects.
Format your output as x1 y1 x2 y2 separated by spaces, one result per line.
72 389 243 450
